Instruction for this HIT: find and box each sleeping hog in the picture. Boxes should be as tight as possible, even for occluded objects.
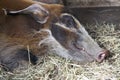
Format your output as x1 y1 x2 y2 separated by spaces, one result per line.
0 0 108 71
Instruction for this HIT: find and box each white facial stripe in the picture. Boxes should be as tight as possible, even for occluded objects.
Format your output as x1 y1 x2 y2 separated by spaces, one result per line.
60 13 73 18
66 13 89 34
2 8 7 15
55 22 77 32
9 4 49 14
60 13 88 34
37 16 49 24
55 23 70 30
9 4 49 24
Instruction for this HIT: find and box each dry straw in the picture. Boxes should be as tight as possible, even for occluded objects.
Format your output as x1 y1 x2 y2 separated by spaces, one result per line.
0 24 120 80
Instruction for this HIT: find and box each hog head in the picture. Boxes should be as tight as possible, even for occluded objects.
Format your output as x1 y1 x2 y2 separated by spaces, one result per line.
48 13 109 63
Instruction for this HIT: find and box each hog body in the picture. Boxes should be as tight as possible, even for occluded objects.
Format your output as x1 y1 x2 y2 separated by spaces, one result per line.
0 0 108 71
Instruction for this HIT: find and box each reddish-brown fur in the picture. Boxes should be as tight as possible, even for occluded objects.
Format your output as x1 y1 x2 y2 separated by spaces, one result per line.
0 2 63 52
0 0 63 28
0 0 109 71
0 0 64 71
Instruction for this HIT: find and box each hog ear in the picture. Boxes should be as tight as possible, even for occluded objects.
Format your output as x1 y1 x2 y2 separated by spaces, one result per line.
59 13 78 29
7 4 49 24
51 22 68 43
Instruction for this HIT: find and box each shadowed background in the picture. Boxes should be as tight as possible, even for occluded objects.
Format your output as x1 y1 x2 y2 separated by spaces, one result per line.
34 0 120 27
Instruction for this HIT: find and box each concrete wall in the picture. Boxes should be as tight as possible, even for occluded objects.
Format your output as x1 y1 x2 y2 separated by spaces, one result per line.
34 0 120 7
65 0 120 7
33 0 120 25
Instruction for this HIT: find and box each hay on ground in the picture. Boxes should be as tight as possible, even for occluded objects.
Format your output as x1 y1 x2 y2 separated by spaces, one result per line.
0 24 120 80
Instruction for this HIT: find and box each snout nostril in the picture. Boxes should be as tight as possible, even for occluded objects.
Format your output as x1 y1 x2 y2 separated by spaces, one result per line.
98 50 108 58
97 50 109 62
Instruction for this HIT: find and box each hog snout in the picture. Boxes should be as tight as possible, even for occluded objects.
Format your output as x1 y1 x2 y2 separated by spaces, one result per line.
97 50 109 62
